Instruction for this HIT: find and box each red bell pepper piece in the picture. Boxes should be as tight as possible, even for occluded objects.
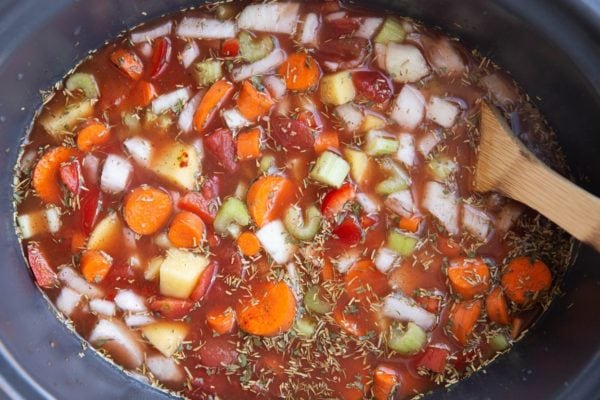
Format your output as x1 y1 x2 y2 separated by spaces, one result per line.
333 215 363 245
149 37 172 79
59 160 82 195
26 242 58 288
79 188 102 235
190 262 219 301
322 183 356 218
148 297 194 319
418 346 450 374
221 38 240 57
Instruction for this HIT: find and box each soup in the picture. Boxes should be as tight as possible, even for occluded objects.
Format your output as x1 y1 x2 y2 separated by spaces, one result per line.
13 1 572 399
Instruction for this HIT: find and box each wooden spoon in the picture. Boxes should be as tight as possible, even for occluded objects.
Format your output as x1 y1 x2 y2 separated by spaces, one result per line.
474 101 600 251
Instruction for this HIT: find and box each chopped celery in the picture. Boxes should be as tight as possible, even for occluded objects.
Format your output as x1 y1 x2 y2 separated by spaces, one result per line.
234 182 248 200
214 198 250 235
374 17 406 44
66 72 100 99
193 59 223 87
489 332 511 351
304 286 332 314
428 157 458 182
387 229 418 256
375 178 408 195
388 322 427 355
122 112 141 131
294 315 316 337
239 31 274 62
343 148 370 184
310 151 350 188
284 205 322 241
364 131 399 156
145 111 172 129
259 154 276 174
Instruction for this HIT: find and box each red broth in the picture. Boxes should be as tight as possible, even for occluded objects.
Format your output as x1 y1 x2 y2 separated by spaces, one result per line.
14 1 573 399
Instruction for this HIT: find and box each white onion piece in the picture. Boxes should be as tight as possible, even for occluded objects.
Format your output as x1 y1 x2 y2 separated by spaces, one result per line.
154 232 173 249
374 248 399 274
176 17 236 39
356 193 380 215
151 87 191 115
396 133 416 167
238 3 300 34
286 263 301 300
89 299 116 317
123 137 153 167
300 13 320 46
462 204 492 241
375 43 387 70
122 228 138 250
417 130 442 156
323 61 340 72
231 49 287 82
495 202 524 232
177 91 203 133
100 154 133 194
45 206 62 234
382 294 436 331
114 290 147 313
146 355 184 384
82 153 100 185
19 150 37 172
256 220 297 264
325 11 347 21
130 21 173 44
335 252 359 274
479 74 519 107
422 181 459 235
356 17 383 39
180 41 200 69
124 314 155 328
335 103 363 132
424 37 465 77
222 108 251 130
263 75 287 99
138 42 152 59
386 43 431 83
17 212 46 239
58 266 103 298
385 190 416 218
56 287 82 317
426 97 460 128
89 319 144 369
391 84 426 130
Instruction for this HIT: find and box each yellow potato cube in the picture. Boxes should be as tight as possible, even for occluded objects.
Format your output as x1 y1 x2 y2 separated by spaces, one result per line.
361 113 387 132
142 321 190 357
152 142 200 190
320 71 356 106
159 249 209 299
87 212 123 253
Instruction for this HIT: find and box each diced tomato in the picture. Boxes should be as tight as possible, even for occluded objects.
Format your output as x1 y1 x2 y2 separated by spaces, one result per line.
148 297 193 319
322 183 356 218
204 128 238 173
26 242 58 288
436 236 462 257
199 335 238 367
360 214 378 229
178 192 217 223
352 70 393 104
316 37 369 70
345 260 389 299
79 188 102 235
190 262 218 301
221 38 240 57
149 37 172 79
326 17 360 37
201 175 220 199
271 117 315 151
419 346 450 373
333 215 363 245
416 293 442 314
59 160 82 195
297 110 322 131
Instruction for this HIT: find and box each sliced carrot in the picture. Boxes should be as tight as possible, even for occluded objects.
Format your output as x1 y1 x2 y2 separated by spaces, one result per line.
510 316 526 340
193 79 234 132
32 146 79 205
123 185 173 235
206 306 236 335
236 127 262 160
71 230 87 253
110 48 144 80
345 260 389 299
236 81 274 121
448 299 483 345
237 231 260 257
321 258 335 281
277 52 321 91
501 256 552 305
167 211 205 248
447 257 490 299
246 175 295 227
398 215 423 233
373 365 399 400
314 130 339 154
236 281 296 336
127 80 156 108
76 120 111 152
486 286 511 325
81 249 113 283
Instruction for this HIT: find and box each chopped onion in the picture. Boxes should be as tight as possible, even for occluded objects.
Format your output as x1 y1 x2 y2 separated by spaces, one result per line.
325 11 347 21
222 108 251 130
231 49 287 82
114 290 147 313
17 212 46 239
299 13 320 46
495 202 524 232
479 73 519 107
395 133 416 167
19 150 37 172
374 43 387 70
286 262 301 299
356 17 383 39
89 299 116 317
462 204 493 241
426 97 460 128
124 314 155 328
176 17 236 39
423 37 465 77
391 84 425 130
356 193 380 215
178 91 203 133
58 266 103 298
100 154 133 194
89 319 144 368
263 75 287 99
417 129 442 156
138 42 152 58
123 137 153 167
56 287 82 317
335 252 359 273
130 21 173 44
422 181 459 235
146 355 184 384
151 87 191 115
45 206 62 234
335 103 363 132
385 190 416 218
238 3 300 34
374 248 399 274
382 294 436 331
180 41 200 69
82 153 100 185
385 43 431 83
256 220 297 264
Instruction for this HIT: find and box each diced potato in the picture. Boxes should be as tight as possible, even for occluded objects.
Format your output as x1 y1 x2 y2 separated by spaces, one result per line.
343 148 370 184
142 321 190 357
87 212 123 252
361 113 387 132
40 99 95 140
152 142 200 190
159 249 209 299
320 71 356 106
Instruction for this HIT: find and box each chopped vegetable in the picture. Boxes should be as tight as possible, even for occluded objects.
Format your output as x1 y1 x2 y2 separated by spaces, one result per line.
294 315 316 337
204 128 237 173
66 72 99 98
304 286 332 314
352 70 393 103
387 229 418 256
149 37 172 79
237 127 262 160
237 3 300 34
365 130 399 156
314 131 340 154
206 307 236 335
489 332 511 351
214 197 251 235
32 146 79 204
310 151 350 188
299 13 320 45
81 249 113 283
159 249 209 299
448 299 482 345
418 345 450 373
501 257 552 305
284 205 322 241
167 211 205 248
247 176 295 227
335 102 363 132
372 365 399 400
110 49 143 80
390 84 425 130
26 242 58 288
151 87 191 115
237 231 261 257
343 148 370 184
256 220 297 264
87 212 123 253
427 156 458 182
382 294 436 331
374 17 406 44
447 257 491 299
238 31 274 63
176 17 237 39
142 321 190 357
130 20 173 44
192 59 223 87
278 52 321 91
148 297 193 319
319 71 356 105
426 97 460 128
76 120 110 152
123 186 173 235
237 80 274 121
422 181 459 236
388 322 427 355
193 79 233 132
100 154 133 194
152 141 200 190
231 48 287 82
40 100 95 140
385 43 430 83
486 286 511 325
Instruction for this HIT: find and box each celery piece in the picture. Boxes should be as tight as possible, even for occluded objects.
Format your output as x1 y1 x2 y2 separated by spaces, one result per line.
259 154 276 174
310 151 350 188
66 72 100 99
304 286 332 314
193 59 223 87
380 158 410 184
489 332 511 351
239 31 274 62
374 17 406 44
294 315 316 337
364 131 399 156
214 198 250 235
343 147 370 184
375 178 409 195
387 229 418 256
388 322 427 355
428 156 458 182
284 205 322 241
122 112 141 131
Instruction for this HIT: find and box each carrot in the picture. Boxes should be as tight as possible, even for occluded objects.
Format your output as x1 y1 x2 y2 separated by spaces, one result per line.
127 80 156 108
277 52 321 91
110 48 144 80
32 146 79 204
486 286 511 325
510 316 526 340
237 231 261 257
236 80 274 121
193 79 234 132
447 257 490 299
501 256 552 305
76 120 111 152
321 258 335 281
345 260 389 299
314 130 339 154
167 211 205 248
206 306 236 335
81 249 113 283
236 127 262 160
372 365 399 400
71 230 87 253
398 215 422 233
123 185 173 235
448 299 483 345
246 175 295 227
236 281 296 336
